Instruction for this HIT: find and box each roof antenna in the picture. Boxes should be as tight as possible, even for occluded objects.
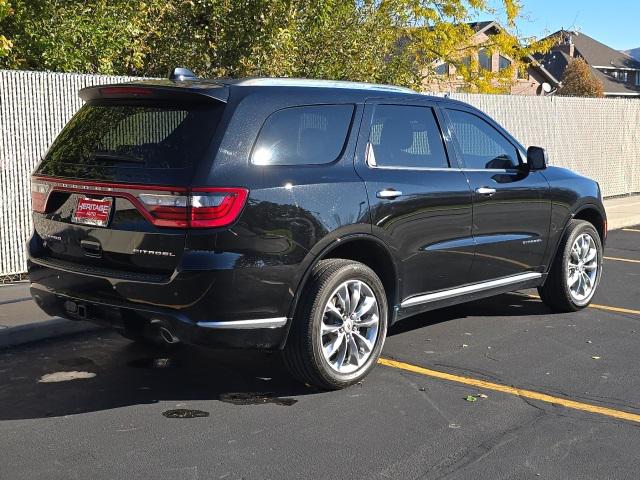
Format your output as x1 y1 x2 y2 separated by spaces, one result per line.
169 67 197 81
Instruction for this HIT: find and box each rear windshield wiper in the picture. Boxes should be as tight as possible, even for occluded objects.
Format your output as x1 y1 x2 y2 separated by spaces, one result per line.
90 152 145 164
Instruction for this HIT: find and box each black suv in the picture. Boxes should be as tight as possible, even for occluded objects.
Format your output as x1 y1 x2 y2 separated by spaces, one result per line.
28 71 606 389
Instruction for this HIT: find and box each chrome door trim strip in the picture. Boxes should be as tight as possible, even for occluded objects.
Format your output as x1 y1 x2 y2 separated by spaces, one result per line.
197 317 287 329
401 272 542 308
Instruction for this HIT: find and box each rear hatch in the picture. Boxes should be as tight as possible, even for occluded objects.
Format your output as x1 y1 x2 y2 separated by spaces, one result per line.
30 85 232 279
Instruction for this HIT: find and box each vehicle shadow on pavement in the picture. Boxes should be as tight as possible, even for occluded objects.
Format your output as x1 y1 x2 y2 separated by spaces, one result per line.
0 336 312 421
0 293 549 421
388 292 551 337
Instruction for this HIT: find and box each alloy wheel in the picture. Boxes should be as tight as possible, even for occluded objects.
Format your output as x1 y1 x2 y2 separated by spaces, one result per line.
320 279 380 374
567 232 599 304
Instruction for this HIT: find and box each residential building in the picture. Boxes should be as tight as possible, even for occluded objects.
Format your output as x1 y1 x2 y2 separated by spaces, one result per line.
425 21 559 96
536 30 640 98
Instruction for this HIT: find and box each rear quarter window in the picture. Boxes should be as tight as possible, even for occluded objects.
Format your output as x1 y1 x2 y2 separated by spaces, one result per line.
251 105 354 166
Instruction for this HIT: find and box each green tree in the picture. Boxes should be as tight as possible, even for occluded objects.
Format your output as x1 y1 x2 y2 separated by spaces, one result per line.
557 57 605 97
0 0 551 92
0 0 12 57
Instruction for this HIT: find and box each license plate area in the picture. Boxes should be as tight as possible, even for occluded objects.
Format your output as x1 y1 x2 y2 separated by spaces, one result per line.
72 197 113 227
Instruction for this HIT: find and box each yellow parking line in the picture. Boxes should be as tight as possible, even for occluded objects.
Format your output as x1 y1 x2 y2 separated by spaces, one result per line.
604 256 640 264
521 293 640 316
378 357 640 424
622 228 640 233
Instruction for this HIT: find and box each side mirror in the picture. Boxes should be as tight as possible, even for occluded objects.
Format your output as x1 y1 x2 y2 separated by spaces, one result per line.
527 146 548 171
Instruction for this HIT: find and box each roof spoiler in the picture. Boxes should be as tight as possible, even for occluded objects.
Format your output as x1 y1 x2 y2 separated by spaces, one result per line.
79 81 229 103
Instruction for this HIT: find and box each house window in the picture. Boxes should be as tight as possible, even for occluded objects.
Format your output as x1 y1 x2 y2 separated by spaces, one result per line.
498 55 511 71
517 67 528 80
435 63 449 75
619 71 628 82
479 49 492 71
636 71 640 86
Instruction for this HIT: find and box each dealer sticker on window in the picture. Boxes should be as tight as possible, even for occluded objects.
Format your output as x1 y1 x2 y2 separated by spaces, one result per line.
72 197 113 227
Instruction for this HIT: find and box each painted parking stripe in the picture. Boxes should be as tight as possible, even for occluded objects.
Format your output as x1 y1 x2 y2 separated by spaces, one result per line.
521 293 640 316
604 256 640 264
378 357 640 424
622 228 640 233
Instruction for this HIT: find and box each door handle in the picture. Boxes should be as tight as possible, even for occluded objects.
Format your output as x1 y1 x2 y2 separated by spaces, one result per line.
377 189 403 200
475 187 496 196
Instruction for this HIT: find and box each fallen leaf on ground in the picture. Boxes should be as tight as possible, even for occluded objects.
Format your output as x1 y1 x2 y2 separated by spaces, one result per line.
464 395 477 402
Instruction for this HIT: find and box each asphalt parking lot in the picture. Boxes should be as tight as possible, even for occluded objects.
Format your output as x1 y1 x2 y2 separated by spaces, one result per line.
1 227 639 480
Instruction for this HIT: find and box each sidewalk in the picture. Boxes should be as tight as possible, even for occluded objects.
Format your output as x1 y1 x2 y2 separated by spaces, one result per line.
1 194 639 350
604 195 640 230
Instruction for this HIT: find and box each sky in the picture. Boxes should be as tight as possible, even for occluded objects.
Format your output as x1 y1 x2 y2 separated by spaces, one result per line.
480 0 640 51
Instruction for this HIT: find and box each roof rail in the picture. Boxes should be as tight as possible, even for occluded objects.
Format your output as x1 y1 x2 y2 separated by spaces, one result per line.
233 78 415 93
169 67 197 81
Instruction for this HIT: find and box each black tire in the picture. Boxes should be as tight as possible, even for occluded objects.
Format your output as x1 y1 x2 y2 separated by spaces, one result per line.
538 219 603 312
283 259 388 390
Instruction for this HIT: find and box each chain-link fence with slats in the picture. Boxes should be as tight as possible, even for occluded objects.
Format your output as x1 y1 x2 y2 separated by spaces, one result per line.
1 70 639 277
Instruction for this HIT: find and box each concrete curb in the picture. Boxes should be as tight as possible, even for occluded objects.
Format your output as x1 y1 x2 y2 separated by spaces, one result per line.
0 318 103 350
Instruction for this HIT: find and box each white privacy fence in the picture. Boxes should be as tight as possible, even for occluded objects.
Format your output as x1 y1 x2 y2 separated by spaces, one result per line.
1 70 139 277
1 70 640 277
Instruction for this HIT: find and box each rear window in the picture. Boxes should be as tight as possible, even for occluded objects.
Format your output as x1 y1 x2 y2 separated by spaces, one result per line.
251 105 354 166
37 100 223 177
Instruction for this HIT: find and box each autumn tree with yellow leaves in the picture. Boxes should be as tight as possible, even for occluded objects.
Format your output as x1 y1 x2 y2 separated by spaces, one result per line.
0 0 550 93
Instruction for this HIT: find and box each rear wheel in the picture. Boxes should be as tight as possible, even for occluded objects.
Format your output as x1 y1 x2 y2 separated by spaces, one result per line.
283 259 388 390
538 220 603 312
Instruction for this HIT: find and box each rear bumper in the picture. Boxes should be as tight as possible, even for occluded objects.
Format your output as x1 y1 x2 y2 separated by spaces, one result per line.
30 285 288 349
26 240 292 350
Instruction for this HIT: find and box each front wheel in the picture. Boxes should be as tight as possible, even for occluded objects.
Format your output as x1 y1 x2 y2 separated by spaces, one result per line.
538 219 603 312
283 259 388 390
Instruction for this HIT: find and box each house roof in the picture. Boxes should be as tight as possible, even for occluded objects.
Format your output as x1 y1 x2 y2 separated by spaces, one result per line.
535 31 640 96
557 31 640 70
467 21 498 34
590 68 640 96
534 50 571 82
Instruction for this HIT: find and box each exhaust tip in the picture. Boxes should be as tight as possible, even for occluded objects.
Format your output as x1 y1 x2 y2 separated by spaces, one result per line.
150 319 180 345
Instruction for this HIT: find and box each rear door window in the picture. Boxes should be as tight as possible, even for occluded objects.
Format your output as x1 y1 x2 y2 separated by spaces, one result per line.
251 105 354 165
37 101 224 180
368 105 449 169
446 109 519 169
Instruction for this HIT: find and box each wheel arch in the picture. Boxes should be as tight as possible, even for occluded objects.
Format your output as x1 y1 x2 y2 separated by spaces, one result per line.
280 234 399 348
572 203 606 245
542 202 605 282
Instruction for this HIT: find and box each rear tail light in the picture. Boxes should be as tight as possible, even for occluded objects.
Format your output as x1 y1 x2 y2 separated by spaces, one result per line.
99 86 153 97
31 179 52 213
190 188 249 228
138 188 248 228
31 176 248 229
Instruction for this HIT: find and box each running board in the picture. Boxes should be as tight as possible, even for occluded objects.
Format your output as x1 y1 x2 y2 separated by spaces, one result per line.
400 272 542 308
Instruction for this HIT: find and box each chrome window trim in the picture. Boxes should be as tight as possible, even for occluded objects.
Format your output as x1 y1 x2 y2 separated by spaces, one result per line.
365 161 514 173
197 317 287 329
400 272 542 308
